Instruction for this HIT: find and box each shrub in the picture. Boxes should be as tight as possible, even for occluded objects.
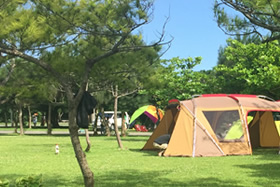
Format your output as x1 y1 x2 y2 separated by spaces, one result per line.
0 179 9 187
15 174 43 187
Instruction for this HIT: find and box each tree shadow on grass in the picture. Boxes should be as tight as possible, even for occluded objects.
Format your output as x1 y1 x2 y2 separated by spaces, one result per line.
0 133 18 136
43 174 83 187
121 137 149 142
101 136 148 143
23 134 70 137
128 148 158 157
0 173 84 187
252 148 279 161
18 142 73 148
0 174 23 187
95 169 243 187
0 172 245 187
235 162 280 186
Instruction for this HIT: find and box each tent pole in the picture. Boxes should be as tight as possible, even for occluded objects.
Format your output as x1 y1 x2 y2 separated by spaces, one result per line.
191 98 197 157
228 96 252 153
240 104 252 153
181 102 225 156
228 96 252 152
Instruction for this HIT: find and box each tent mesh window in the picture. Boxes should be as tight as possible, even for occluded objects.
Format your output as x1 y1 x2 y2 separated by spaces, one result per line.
203 110 244 142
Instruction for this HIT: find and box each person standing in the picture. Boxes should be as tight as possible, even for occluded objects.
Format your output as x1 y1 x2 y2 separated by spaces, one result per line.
32 113 38 127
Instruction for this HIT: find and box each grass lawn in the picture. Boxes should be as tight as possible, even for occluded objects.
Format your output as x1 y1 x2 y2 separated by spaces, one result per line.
0 134 279 187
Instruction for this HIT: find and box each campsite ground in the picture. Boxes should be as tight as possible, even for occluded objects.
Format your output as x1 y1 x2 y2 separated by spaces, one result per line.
0 133 279 186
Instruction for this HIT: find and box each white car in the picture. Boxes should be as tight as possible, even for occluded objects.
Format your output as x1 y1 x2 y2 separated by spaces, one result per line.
96 111 130 129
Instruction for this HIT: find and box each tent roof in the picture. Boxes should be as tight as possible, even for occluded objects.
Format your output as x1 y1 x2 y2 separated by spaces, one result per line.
181 94 280 112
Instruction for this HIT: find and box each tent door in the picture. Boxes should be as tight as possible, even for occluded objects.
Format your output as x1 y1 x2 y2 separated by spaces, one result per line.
249 111 280 148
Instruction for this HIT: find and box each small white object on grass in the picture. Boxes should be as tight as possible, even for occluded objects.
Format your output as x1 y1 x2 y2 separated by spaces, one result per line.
55 144 59 154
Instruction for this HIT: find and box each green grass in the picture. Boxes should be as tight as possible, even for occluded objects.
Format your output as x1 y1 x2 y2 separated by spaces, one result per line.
0 135 280 187
0 127 68 132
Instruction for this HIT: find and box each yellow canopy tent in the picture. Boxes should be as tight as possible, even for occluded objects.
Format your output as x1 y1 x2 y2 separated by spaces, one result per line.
142 94 280 157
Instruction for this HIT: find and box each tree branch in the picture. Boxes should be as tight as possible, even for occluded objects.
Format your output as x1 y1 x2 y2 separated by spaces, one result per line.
0 45 70 91
217 0 280 41
117 88 139 98
0 59 16 86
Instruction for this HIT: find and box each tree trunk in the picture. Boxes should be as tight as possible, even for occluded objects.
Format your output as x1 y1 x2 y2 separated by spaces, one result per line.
85 129 91 152
41 113 46 126
93 109 98 136
14 110 18 133
47 104 52 135
101 107 110 136
51 106 60 128
10 109 14 127
18 104 24 135
104 119 110 136
58 111 63 122
84 84 91 151
121 112 126 137
68 106 94 187
28 106 32 128
4 112 8 127
113 95 123 149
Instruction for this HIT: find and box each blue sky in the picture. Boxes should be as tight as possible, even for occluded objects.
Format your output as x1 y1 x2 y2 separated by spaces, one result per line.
139 0 230 71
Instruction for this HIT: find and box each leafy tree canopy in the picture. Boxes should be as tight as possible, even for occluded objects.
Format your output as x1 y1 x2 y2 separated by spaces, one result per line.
214 0 280 42
217 34 262 66
214 39 280 99
143 57 211 107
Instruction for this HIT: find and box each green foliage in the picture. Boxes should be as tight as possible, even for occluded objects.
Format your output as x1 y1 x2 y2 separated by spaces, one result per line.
144 57 212 107
90 45 161 110
0 175 43 187
214 39 280 98
214 0 280 41
0 0 159 108
0 179 9 187
217 35 262 66
0 1 59 48
15 175 43 187
0 58 60 108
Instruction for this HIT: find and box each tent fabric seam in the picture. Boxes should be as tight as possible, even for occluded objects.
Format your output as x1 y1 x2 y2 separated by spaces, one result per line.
227 95 252 151
239 101 252 150
181 102 225 156
192 98 197 157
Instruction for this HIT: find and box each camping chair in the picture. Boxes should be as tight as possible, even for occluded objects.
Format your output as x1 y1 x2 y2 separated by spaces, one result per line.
140 125 148 132
134 124 141 131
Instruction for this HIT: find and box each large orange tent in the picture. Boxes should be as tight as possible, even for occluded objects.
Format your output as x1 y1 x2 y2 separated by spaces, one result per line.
142 94 280 157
